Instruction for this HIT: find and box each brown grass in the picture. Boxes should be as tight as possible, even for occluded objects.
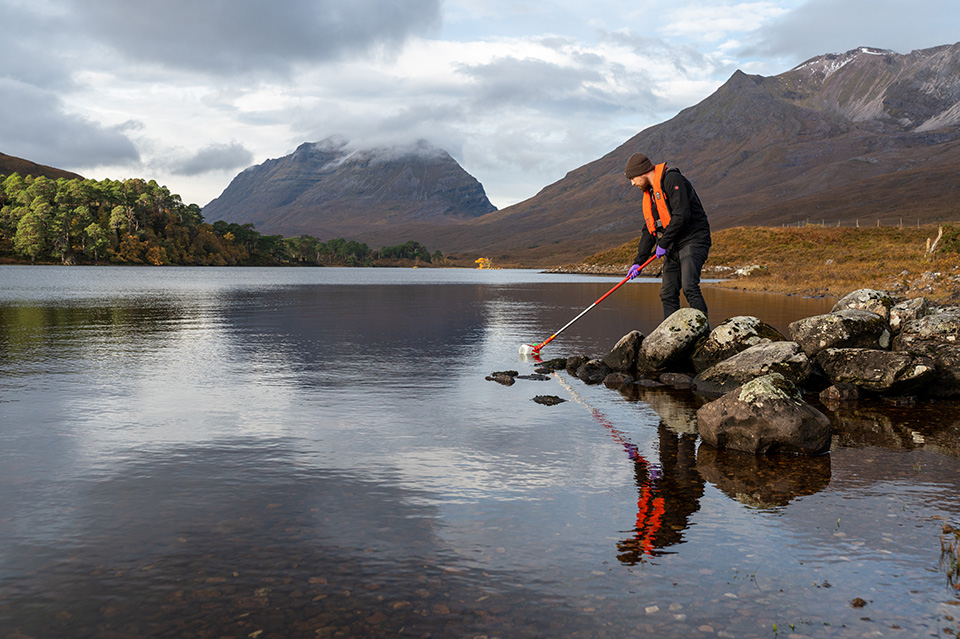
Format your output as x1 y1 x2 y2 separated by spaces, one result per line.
576 224 960 300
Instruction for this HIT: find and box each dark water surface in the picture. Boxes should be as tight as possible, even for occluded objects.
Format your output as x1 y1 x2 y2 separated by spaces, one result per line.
2 266 959 638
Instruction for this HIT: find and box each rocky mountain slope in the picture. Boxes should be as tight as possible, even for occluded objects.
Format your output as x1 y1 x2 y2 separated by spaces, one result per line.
202 137 496 247
447 42 960 265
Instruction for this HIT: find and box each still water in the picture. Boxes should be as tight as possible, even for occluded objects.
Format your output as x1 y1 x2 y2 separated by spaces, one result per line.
1 266 959 638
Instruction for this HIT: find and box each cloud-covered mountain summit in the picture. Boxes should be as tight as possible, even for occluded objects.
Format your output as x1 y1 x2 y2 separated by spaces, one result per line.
201 138 496 244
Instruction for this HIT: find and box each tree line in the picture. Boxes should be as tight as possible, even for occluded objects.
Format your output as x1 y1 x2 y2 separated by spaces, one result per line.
0 174 443 266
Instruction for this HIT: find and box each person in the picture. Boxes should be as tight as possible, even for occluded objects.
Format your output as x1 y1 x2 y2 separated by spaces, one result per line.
624 153 711 319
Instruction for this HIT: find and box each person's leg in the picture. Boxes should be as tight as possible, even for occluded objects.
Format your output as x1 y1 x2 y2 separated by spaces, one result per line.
659 252 682 319
678 243 710 317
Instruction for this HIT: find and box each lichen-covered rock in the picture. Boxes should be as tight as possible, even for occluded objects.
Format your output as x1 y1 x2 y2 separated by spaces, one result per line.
576 359 612 384
788 308 891 357
831 288 895 321
892 308 960 397
696 373 832 456
602 330 643 373
691 315 785 373
638 308 709 373
889 297 931 334
692 341 812 396
814 348 935 394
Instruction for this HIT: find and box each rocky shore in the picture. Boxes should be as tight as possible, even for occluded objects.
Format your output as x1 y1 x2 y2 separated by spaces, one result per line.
492 288 960 457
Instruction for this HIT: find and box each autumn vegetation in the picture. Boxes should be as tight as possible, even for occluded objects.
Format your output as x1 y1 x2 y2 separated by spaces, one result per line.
575 224 960 301
0 174 442 267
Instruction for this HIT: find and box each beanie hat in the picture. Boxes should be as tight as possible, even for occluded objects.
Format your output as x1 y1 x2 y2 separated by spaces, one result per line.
624 153 654 179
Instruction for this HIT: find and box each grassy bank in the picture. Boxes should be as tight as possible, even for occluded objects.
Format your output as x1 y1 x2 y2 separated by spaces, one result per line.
568 224 960 301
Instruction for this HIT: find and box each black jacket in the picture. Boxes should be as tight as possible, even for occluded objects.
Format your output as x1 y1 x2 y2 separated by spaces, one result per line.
634 166 711 264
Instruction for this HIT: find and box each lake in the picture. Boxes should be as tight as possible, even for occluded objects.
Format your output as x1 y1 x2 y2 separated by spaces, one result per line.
1 265 959 638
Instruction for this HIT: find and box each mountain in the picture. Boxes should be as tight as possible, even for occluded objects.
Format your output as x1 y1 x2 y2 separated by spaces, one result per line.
202 137 497 247
444 42 960 265
0 152 83 181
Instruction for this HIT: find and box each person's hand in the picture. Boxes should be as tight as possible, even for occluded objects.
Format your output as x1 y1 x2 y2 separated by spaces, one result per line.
655 244 668 258
627 264 641 279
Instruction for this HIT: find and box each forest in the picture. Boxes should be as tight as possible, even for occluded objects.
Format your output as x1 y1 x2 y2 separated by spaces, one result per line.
0 174 442 267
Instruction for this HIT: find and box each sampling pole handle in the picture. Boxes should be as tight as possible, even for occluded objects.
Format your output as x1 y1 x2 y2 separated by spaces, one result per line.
533 253 659 353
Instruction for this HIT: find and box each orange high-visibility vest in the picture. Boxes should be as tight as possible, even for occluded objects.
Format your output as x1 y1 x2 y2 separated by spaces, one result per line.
641 163 671 235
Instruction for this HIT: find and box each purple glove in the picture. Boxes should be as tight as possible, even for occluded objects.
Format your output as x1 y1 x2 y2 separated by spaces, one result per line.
655 244 668 258
627 264 641 279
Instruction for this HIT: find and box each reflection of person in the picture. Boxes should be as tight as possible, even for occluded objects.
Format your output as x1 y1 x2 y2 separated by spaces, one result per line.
624 153 712 320
617 424 705 564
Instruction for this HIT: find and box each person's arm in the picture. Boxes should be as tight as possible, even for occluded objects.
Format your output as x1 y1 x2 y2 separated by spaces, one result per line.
634 226 656 265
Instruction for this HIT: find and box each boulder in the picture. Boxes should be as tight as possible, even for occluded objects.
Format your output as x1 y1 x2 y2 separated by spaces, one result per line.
691 315 785 372
637 308 709 373
696 373 832 456
576 359 612 384
602 330 643 373
565 355 590 374
889 297 931 334
692 341 813 396
892 308 960 397
788 308 891 357
831 288 895 321
814 348 936 394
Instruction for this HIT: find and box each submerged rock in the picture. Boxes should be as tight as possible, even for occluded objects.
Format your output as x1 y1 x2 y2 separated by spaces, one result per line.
820 383 860 404
696 373 832 455
603 372 634 388
533 395 565 406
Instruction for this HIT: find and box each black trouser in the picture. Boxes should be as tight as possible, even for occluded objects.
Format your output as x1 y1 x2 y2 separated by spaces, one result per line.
659 242 710 319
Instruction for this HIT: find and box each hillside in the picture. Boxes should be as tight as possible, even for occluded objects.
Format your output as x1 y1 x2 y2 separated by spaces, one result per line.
567 224 960 301
441 43 960 266
0 152 82 181
202 137 497 247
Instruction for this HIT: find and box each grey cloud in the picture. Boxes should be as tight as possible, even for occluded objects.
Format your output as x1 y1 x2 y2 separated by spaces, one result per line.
743 0 960 62
66 0 442 76
171 143 254 176
458 57 604 108
0 79 140 169
0 2 76 89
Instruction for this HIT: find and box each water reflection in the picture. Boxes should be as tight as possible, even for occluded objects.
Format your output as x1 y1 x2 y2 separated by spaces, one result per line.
696 447 832 508
617 425 704 564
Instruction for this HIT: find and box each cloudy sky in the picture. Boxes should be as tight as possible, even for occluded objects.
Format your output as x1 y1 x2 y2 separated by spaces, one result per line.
2 0 958 210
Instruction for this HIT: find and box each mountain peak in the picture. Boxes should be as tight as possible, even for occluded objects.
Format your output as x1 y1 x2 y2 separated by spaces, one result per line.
203 138 496 243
